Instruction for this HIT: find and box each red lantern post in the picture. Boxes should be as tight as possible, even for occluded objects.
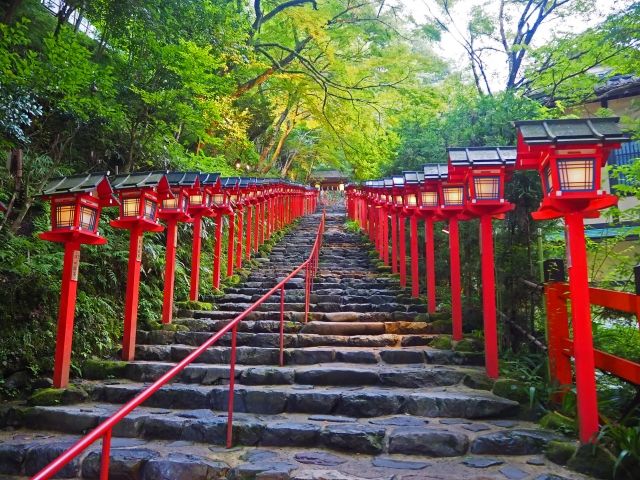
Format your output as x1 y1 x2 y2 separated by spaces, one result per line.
158 172 198 324
402 171 423 298
222 178 240 277
389 176 405 274
111 171 173 361
514 118 629 443
419 165 448 314
39 173 118 388
245 178 257 259
448 147 517 378
187 174 218 301
206 177 234 288
434 168 466 343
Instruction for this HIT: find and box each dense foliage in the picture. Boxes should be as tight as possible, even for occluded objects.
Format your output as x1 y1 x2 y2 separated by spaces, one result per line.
2 2 640 461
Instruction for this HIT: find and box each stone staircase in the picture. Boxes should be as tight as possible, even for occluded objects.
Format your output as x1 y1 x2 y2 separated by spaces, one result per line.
0 206 583 479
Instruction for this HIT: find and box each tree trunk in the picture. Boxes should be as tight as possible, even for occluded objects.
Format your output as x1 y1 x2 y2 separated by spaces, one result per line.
0 149 23 233
261 120 294 173
257 108 289 170
1 0 23 25
9 132 76 235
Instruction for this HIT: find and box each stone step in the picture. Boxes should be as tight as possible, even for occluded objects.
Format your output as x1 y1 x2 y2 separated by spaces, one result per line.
88 383 519 419
134 344 485 367
13 407 562 468
90 361 487 389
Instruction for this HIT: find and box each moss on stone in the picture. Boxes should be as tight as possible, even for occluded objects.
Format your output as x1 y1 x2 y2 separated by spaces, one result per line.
82 359 128 380
454 338 483 353
429 319 452 334
28 388 63 406
545 440 577 466
377 265 392 273
221 274 241 287
160 323 189 332
175 300 213 311
567 444 619 479
28 386 88 406
146 320 162 331
492 378 530 404
463 371 494 390
429 311 452 321
540 411 575 432
413 313 430 322
430 335 453 350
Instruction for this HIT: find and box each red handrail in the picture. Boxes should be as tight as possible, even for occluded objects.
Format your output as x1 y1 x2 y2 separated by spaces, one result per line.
32 208 326 480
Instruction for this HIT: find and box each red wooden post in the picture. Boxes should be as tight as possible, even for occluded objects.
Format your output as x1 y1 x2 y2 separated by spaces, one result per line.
391 212 397 274
480 215 499 378
259 201 264 245
376 207 384 260
266 197 271 240
254 202 259 252
449 217 463 341
52 241 81 388
383 209 389 266
236 210 243 269
227 213 235 277
370 205 375 243
162 219 178 324
425 216 436 313
566 211 600 443
410 215 419 298
212 212 223 289
544 258 571 402
245 205 252 259
399 215 407 287
635 265 640 329
122 228 143 361
190 215 203 301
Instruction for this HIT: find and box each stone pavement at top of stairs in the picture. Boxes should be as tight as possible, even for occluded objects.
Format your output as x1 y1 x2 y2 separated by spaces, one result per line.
0 206 590 480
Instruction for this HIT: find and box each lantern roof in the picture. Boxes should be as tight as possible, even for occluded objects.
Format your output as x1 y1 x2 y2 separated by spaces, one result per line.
221 177 240 189
40 172 118 205
513 118 627 145
166 171 200 187
111 171 171 191
255 178 264 187
423 163 449 180
239 178 251 188
403 171 420 185
0 200 6 212
383 177 393 188
392 176 404 187
198 173 221 186
446 147 517 167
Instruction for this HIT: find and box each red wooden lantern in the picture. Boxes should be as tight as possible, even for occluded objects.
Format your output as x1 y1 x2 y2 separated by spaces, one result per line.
402 171 423 298
197 173 226 292
514 117 629 443
447 147 516 378
419 164 449 315
157 172 200 324
0 200 6 213
221 177 240 280
187 173 218 301
39 173 118 388
514 118 627 220
111 171 173 361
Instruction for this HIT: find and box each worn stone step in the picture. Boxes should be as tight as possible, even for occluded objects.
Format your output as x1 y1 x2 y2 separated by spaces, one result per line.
94 361 485 389
134 344 485 367
13 406 561 468
89 383 519 419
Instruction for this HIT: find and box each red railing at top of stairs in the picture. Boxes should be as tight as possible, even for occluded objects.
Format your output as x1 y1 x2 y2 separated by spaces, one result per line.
32 208 327 480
